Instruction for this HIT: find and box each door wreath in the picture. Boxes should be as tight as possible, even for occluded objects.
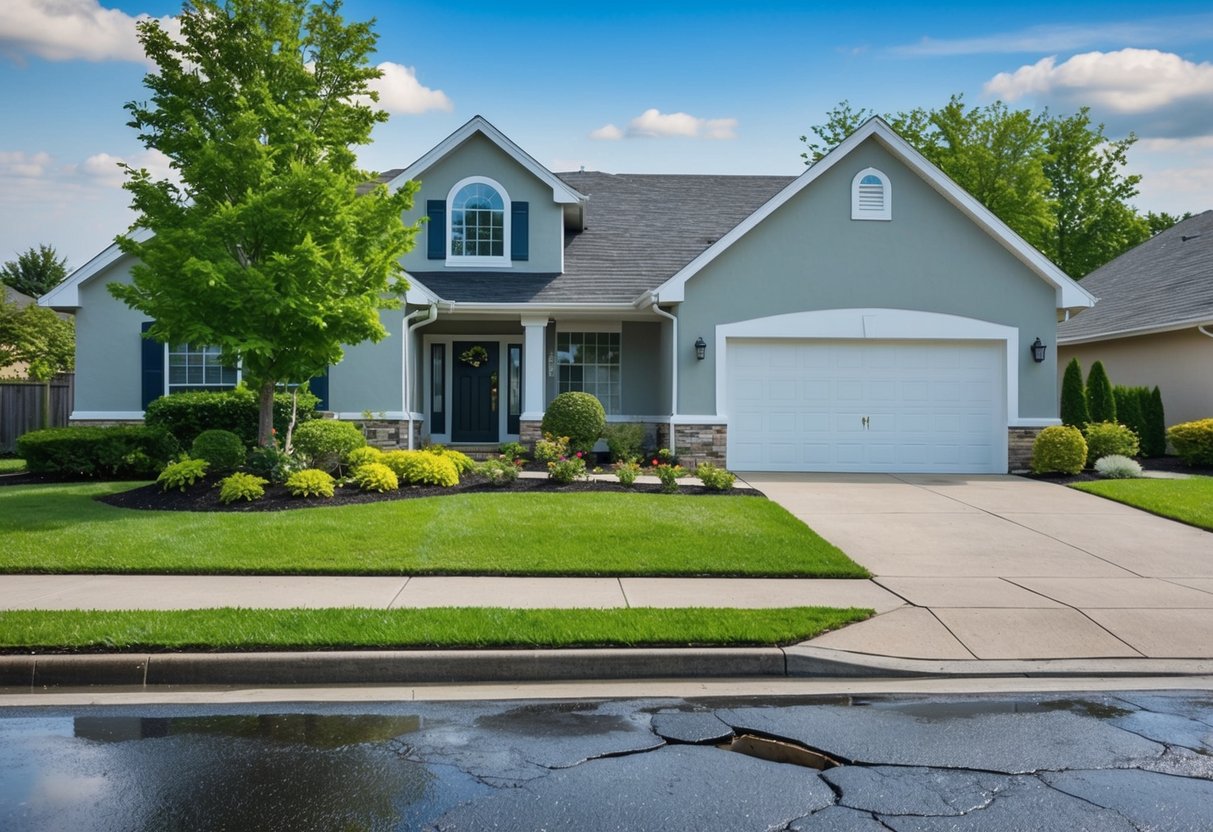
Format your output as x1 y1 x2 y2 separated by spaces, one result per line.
459 345 490 368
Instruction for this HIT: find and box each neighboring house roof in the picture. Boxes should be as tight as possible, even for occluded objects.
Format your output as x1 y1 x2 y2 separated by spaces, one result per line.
1057 210 1213 344
409 172 793 305
3 285 37 308
647 117 1095 312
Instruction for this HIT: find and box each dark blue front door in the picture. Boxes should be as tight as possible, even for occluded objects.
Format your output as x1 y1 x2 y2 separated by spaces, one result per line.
452 342 499 443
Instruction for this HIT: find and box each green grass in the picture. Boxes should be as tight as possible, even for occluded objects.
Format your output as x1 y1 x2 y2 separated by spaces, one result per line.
0 458 25 473
0 607 874 652
1072 475 1213 531
0 483 868 577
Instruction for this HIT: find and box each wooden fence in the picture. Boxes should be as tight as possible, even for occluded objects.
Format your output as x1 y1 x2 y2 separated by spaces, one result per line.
0 374 75 453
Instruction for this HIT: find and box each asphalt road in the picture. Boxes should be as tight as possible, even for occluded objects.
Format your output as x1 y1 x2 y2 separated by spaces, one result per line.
2 691 1212 830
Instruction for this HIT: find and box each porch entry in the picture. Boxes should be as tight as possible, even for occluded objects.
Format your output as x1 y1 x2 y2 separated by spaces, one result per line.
452 341 500 443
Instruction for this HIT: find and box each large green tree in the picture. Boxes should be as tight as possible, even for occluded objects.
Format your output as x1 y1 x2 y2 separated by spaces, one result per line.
800 97 1174 277
1 244 69 298
0 299 75 427
109 0 418 445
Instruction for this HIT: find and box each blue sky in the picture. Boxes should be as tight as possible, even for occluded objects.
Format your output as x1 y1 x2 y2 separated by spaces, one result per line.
2 0 1211 270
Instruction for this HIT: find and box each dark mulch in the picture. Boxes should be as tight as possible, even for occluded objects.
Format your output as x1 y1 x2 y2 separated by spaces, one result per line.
1026 455 1213 486
96 473 760 513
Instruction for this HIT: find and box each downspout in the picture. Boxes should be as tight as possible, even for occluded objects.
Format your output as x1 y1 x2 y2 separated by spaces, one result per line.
402 303 438 450
1198 324 1213 340
649 300 678 456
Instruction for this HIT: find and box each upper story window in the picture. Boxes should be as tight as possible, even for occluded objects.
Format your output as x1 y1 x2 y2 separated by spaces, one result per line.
851 167 891 221
447 176 511 266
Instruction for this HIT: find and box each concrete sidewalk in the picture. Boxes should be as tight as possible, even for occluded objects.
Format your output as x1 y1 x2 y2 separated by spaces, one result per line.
745 473 1213 662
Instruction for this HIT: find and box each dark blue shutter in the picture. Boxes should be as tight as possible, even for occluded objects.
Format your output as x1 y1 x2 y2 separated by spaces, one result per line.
511 201 529 261
309 369 329 411
140 321 164 410
427 200 445 259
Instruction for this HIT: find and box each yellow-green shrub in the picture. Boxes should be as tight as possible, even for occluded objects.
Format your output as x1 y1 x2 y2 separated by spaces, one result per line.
1030 425 1087 475
157 458 209 492
218 472 267 504
285 468 336 498
345 446 383 472
427 445 475 474
1167 418 1213 465
353 462 398 492
1082 421 1139 466
383 450 459 487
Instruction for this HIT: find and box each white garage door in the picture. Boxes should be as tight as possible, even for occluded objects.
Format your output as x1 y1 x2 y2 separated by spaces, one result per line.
726 339 1006 473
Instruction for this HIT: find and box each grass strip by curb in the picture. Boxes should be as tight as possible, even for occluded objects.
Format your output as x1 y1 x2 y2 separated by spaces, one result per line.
0 607 874 652
1071 476 1213 531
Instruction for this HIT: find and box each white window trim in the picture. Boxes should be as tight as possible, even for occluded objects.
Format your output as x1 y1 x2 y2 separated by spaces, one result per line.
554 328 623 416
851 167 891 221
446 175 512 269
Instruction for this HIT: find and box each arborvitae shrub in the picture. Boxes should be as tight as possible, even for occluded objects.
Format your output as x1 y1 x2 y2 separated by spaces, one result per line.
1141 387 1167 457
1086 361 1116 424
1060 358 1089 428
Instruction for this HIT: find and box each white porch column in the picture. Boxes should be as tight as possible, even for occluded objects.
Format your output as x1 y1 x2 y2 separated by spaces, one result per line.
521 316 548 420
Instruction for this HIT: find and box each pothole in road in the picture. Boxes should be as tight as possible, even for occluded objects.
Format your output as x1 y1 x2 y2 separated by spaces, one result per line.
721 733 842 770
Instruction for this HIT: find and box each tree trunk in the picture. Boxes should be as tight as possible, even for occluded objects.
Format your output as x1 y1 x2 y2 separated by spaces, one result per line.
258 379 276 447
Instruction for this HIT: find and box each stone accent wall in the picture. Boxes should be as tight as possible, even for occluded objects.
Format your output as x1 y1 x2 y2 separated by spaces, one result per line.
673 423 727 468
68 419 143 427
1008 426 1043 472
520 420 543 447
354 419 423 450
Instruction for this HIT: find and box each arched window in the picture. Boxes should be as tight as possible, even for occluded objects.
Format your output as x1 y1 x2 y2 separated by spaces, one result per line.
448 176 510 263
851 168 891 221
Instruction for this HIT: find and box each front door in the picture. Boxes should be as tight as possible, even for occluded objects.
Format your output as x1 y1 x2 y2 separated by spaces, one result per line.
452 341 500 443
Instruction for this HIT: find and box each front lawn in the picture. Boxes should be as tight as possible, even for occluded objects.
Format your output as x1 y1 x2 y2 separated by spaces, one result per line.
0 606 873 651
0 483 868 577
1071 476 1213 531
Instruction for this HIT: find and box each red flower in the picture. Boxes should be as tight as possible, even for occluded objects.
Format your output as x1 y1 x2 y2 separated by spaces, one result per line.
652 459 659 466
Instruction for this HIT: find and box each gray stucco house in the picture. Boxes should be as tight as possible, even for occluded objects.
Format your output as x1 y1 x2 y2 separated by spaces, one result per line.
40 116 1094 473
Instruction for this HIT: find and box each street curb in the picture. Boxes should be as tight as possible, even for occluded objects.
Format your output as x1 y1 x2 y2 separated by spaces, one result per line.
4 646 1213 690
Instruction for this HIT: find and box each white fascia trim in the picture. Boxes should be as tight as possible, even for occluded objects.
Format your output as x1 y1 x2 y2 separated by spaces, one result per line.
443 302 637 315
713 308 1022 422
333 411 418 421
384 115 586 205
39 227 154 309
647 118 1095 311
70 411 145 420
1058 317 1213 346
403 275 440 305
1010 418 1061 427
671 415 728 425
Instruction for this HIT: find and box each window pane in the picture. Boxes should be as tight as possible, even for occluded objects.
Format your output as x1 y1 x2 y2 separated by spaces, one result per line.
554 331 621 414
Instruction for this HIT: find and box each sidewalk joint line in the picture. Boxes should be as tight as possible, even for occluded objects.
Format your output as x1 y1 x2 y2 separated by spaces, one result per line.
387 576 411 610
925 606 980 660
617 578 630 609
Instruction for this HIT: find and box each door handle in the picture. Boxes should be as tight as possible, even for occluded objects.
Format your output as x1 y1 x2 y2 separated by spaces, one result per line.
861 416 870 430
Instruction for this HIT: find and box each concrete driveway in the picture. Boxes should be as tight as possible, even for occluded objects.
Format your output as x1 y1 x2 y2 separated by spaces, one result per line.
743 473 1213 662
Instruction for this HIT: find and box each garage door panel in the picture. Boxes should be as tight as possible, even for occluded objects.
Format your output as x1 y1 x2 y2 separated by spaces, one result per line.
726 339 1005 474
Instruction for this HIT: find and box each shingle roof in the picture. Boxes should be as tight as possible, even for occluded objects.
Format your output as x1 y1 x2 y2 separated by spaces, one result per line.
1058 210 1213 342
356 169 404 195
409 172 793 305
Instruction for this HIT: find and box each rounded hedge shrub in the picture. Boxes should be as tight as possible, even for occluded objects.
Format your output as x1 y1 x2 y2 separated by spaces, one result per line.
345 446 384 471
292 420 366 472
1082 421 1139 466
1167 418 1213 466
382 450 459 487
190 429 246 473
285 468 336 498
541 392 606 454
17 425 179 478
144 386 318 447
353 462 398 492
1030 425 1087 475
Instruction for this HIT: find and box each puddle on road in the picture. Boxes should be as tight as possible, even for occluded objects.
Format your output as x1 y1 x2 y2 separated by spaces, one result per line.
856 698 1134 722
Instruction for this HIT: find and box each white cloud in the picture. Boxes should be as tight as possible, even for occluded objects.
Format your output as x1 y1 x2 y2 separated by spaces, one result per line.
366 62 452 115
76 148 173 187
590 109 739 141
0 150 53 179
588 124 623 141
0 0 176 64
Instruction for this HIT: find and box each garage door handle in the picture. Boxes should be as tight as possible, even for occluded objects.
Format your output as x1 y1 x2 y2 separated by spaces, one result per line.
861 416 869 430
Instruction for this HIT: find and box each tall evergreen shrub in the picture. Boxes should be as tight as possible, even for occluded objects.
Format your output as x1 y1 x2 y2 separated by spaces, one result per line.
1060 358 1089 427
1086 361 1116 424
1113 385 1147 446
1141 386 1167 457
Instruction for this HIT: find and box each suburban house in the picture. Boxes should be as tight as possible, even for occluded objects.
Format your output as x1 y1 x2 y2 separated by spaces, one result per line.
1058 210 1213 426
40 116 1094 473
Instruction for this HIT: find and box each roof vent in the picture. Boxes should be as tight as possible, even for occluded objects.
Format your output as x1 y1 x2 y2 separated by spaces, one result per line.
851 168 891 221
1182 233 1202 242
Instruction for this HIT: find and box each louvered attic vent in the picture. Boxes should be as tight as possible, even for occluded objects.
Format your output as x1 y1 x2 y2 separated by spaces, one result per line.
851 168 891 221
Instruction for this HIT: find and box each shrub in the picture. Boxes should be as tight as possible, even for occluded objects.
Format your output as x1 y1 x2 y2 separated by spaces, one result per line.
218 472 267 504
1082 421 1139 466
499 441 528 461
614 460 641 486
654 463 682 493
285 468 336 498
382 450 460 487
1168 419 1213 466
1142 387 1167 458
156 458 209 492
426 445 475 474
1094 455 1144 479
1030 425 1087 475
245 444 302 484
603 423 647 462
345 445 384 471
189 429 246 473
1113 386 1148 449
292 420 365 473
1060 358 1089 428
353 462 399 492
533 433 570 463
547 455 588 484
1086 361 1116 424
477 457 519 486
143 386 318 447
18 425 179 478
541 392 606 454
695 462 736 492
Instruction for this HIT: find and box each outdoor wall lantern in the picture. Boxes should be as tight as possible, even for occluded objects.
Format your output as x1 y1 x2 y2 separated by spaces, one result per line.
694 336 707 361
1030 337 1047 363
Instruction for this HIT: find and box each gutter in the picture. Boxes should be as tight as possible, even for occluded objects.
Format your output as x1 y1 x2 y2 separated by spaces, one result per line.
648 300 678 456
402 304 439 449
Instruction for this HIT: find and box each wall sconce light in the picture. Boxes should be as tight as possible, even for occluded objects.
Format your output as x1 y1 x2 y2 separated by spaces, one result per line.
1030 337 1047 363
694 336 707 361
